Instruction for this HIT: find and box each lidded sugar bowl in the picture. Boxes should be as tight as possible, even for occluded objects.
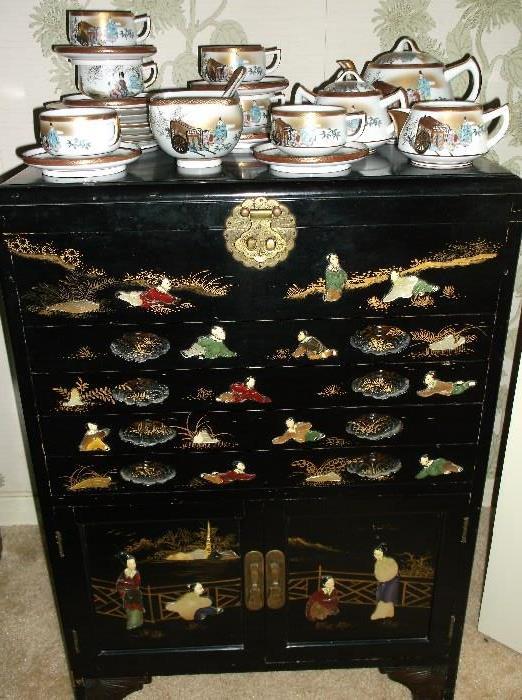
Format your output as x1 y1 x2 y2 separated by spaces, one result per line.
362 36 481 105
295 60 407 151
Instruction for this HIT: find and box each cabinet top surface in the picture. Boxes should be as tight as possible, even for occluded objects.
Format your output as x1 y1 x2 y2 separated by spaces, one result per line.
0 148 521 204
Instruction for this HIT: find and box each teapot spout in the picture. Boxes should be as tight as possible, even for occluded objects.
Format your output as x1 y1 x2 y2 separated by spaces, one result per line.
388 108 410 136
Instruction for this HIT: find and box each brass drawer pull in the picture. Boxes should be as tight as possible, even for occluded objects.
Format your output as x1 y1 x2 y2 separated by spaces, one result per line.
244 550 264 611
224 196 296 269
265 549 286 610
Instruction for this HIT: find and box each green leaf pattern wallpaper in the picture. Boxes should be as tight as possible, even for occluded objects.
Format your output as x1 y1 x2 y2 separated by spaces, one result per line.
0 0 520 518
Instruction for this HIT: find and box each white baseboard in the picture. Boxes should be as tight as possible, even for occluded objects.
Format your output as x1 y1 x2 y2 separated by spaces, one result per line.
0 492 38 524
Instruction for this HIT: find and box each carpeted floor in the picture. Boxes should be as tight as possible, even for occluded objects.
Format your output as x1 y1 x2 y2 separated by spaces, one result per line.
0 511 521 700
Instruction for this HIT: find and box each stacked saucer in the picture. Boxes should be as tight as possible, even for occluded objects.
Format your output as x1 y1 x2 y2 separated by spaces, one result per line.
62 93 156 150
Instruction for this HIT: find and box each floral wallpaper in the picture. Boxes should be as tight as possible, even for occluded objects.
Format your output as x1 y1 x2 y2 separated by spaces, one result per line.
0 0 520 519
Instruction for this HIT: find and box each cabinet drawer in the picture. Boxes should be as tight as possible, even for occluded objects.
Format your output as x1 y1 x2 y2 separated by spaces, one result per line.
48 444 478 499
5 221 506 326
38 404 482 458
25 316 494 371
33 361 486 415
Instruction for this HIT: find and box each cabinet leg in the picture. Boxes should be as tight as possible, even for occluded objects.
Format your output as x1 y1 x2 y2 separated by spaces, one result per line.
77 675 152 699
379 665 449 699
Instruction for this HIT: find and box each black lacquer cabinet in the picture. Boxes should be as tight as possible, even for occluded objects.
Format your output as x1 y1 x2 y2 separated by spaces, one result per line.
0 150 520 699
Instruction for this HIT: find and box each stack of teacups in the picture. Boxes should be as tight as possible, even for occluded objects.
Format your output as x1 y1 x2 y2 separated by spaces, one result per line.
186 44 289 152
52 9 158 150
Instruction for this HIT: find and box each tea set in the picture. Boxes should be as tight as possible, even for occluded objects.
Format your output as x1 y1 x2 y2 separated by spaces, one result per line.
18 8 510 179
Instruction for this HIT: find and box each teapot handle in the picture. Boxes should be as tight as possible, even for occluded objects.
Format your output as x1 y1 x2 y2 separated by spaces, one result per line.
483 104 510 151
335 59 363 83
390 36 421 52
380 88 408 137
443 55 482 101
294 84 317 105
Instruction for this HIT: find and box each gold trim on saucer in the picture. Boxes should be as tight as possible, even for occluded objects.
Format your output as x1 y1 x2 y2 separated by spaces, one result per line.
22 145 141 168
53 45 156 56
149 95 239 106
188 77 289 92
253 144 369 164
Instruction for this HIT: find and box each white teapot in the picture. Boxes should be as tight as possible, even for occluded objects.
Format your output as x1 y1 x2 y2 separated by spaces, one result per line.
390 100 509 169
294 60 407 151
362 36 481 105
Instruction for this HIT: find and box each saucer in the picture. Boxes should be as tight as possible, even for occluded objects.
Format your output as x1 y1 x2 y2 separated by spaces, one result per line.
188 76 289 95
62 93 149 110
53 45 156 62
20 143 141 178
405 154 475 169
252 142 369 174
233 132 269 152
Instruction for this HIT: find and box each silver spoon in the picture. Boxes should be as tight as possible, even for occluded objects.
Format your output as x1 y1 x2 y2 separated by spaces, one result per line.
221 66 247 98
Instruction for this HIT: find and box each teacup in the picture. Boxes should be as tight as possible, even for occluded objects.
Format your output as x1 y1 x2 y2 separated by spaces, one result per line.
270 105 366 156
67 10 151 47
39 107 120 157
187 79 285 134
199 45 281 83
76 59 158 99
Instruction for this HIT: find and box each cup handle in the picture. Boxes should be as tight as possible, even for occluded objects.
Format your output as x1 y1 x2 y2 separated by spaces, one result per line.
265 47 281 74
111 119 121 147
483 104 510 150
141 61 158 89
134 14 151 43
345 111 366 142
270 92 285 105
294 84 316 105
443 54 482 101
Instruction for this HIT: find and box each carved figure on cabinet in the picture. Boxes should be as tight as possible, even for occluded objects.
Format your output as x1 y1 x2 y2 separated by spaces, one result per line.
115 552 145 631
200 461 256 485
306 575 340 621
116 277 180 311
324 253 348 302
272 417 325 445
181 325 237 359
383 271 439 303
371 544 399 621
165 582 224 621
416 371 476 398
292 330 337 360
415 454 464 479
216 376 271 404
79 422 111 451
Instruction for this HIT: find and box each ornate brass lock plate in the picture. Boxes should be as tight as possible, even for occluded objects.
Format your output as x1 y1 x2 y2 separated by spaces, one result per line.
223 196 297 269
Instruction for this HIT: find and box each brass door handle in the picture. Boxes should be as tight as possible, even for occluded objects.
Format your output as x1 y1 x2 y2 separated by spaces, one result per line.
265 549 285 610
244 550 264 611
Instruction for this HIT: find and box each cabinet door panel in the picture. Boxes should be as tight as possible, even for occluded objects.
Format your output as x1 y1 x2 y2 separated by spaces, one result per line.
54 501 263 675
265 495 467 663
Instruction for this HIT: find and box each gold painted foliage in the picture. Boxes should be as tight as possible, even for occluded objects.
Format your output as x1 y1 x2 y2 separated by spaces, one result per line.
122 269 232 297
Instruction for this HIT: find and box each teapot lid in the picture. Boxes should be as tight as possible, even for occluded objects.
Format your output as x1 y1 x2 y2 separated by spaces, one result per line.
371 36 442 67
319 60 381 97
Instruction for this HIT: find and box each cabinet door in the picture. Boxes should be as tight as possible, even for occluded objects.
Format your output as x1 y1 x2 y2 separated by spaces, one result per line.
264 494 468 665
53 499 264 677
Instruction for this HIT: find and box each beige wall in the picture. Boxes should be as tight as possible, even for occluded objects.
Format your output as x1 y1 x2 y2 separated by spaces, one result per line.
0 0 520 522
